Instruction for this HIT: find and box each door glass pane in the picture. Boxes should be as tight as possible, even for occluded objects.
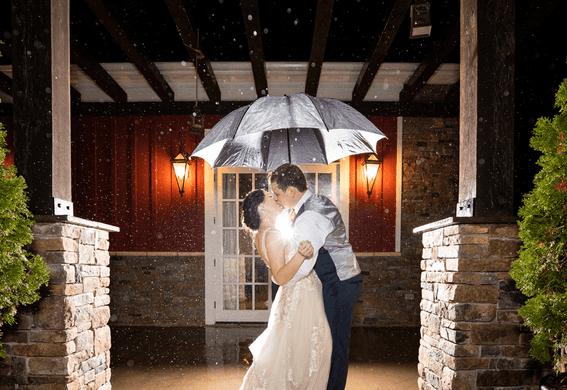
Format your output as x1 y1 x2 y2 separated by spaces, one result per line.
223 201 237 227
318 173 332 199
305 173 316 191
223 230 237 255
239 230 253 255
223 258 237 283
255 174 268 191
239 174 253 199
255 259 268 283
223 285 237 310
255 285 269 310
239 257 253 283
223 174 236 199
240 285 253 310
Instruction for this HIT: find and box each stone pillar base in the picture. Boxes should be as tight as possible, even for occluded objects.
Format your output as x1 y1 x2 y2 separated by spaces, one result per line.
0 216 118 390
414 218 552 390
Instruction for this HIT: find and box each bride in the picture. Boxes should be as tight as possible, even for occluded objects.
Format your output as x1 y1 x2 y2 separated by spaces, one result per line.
239 189 332 390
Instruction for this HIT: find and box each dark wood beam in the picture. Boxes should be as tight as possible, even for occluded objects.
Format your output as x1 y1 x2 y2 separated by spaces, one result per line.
241 0 268 98
163 0 221 102
83 0 175 102
0 71 12 96
516 0 565 44
70 36 127 103
352 0 413 102
399 16 459 102
61 98 457 118
305 0 334 96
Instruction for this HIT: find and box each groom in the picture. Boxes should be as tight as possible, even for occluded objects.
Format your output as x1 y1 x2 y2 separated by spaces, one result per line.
270 163 362 390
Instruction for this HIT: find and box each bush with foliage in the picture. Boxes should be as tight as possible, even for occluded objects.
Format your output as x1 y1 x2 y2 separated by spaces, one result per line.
511 78 567 373
0 126 50 358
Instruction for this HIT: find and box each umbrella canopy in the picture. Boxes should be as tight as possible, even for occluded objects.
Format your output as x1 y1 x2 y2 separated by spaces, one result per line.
190 93 387 171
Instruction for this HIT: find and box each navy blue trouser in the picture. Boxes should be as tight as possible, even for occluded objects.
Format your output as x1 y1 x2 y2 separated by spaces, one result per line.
314 248 363 390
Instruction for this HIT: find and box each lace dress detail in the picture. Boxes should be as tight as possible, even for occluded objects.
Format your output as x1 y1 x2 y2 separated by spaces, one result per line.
240 229 332 390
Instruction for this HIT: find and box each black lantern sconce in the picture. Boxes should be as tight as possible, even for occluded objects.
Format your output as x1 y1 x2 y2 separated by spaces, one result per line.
171 133 191 197
410 0 432 39
363 154 382 198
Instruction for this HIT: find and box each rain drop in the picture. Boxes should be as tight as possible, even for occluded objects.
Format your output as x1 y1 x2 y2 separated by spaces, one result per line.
253 30 257 36
127 360 135 367
287 8 291 13
45 87 52 94
311 62 316 67
294 19 299 25
181 61 186 66
219 0 223 3
503 91 509 97
26 50 31 55
248 14 253 21
263 28 268 34
12 29 19 37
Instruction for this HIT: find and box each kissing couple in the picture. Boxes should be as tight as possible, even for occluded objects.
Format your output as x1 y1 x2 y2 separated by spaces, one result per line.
239 163 363 390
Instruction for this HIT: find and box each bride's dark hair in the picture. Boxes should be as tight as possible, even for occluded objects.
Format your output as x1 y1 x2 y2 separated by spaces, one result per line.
242 189 265 231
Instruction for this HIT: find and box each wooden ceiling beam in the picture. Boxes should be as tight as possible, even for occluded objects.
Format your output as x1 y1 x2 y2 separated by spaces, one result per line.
163 0 221 102
305 0 335 97
0 42 81 102
241 0 268 98
83 0 175 102
70 36 127 103
399 16 459 102
352 0 413 102
59 98 458 118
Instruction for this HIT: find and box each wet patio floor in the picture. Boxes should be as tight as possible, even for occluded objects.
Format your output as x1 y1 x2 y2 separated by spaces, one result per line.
110 325 420 389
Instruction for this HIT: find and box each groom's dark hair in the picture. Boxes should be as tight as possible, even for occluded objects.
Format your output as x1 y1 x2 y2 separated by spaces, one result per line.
270 164 308 192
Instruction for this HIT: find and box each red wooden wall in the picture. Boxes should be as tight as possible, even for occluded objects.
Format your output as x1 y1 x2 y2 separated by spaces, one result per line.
71 115 222 252
2 114 397 253
349 116 397 253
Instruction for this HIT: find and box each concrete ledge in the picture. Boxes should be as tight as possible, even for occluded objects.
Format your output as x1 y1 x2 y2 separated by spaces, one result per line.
413 217 518 234
34 215 120 233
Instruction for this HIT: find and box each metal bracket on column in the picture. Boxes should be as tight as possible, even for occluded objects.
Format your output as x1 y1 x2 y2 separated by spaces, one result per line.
53 197 74 216
456 198 474 217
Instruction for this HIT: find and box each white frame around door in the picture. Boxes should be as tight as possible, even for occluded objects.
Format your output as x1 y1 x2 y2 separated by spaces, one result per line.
205 160 349 324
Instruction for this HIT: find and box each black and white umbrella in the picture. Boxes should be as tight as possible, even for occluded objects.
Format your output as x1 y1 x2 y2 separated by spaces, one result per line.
190 93 387 171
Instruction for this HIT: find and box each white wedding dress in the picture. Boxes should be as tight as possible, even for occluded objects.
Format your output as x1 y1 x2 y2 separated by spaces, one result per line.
239 228 332 390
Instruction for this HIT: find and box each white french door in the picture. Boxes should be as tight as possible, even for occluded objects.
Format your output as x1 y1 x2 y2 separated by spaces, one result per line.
205 162 348 324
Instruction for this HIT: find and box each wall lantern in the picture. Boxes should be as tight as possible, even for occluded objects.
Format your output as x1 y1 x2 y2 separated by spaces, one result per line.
171 135 191 197
363 154 382 198
410 0 432 39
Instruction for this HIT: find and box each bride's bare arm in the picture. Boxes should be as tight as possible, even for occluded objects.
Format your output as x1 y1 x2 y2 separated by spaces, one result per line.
265 230 313 286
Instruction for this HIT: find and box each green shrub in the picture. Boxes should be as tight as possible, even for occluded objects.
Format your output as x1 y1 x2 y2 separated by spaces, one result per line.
511 78 567 373
0 126 50 358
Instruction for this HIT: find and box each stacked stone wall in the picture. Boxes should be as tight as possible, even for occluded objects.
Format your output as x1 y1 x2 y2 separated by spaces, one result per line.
417 222 551 390
0 218 117 390
109 253 205 326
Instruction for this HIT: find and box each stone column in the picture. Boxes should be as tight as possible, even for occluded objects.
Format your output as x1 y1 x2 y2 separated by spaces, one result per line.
414 219 551 390
0 217 118 390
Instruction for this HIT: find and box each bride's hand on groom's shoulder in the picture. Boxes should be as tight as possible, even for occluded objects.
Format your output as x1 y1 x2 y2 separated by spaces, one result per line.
298 240 314 259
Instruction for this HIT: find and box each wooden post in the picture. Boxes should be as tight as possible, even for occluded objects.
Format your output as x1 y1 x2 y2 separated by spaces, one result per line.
459 0 515 217
11 0 73 216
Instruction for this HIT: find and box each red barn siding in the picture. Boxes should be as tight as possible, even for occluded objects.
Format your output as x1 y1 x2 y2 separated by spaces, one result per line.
72 116 206 252
3 113 397 253
349 116 397 253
